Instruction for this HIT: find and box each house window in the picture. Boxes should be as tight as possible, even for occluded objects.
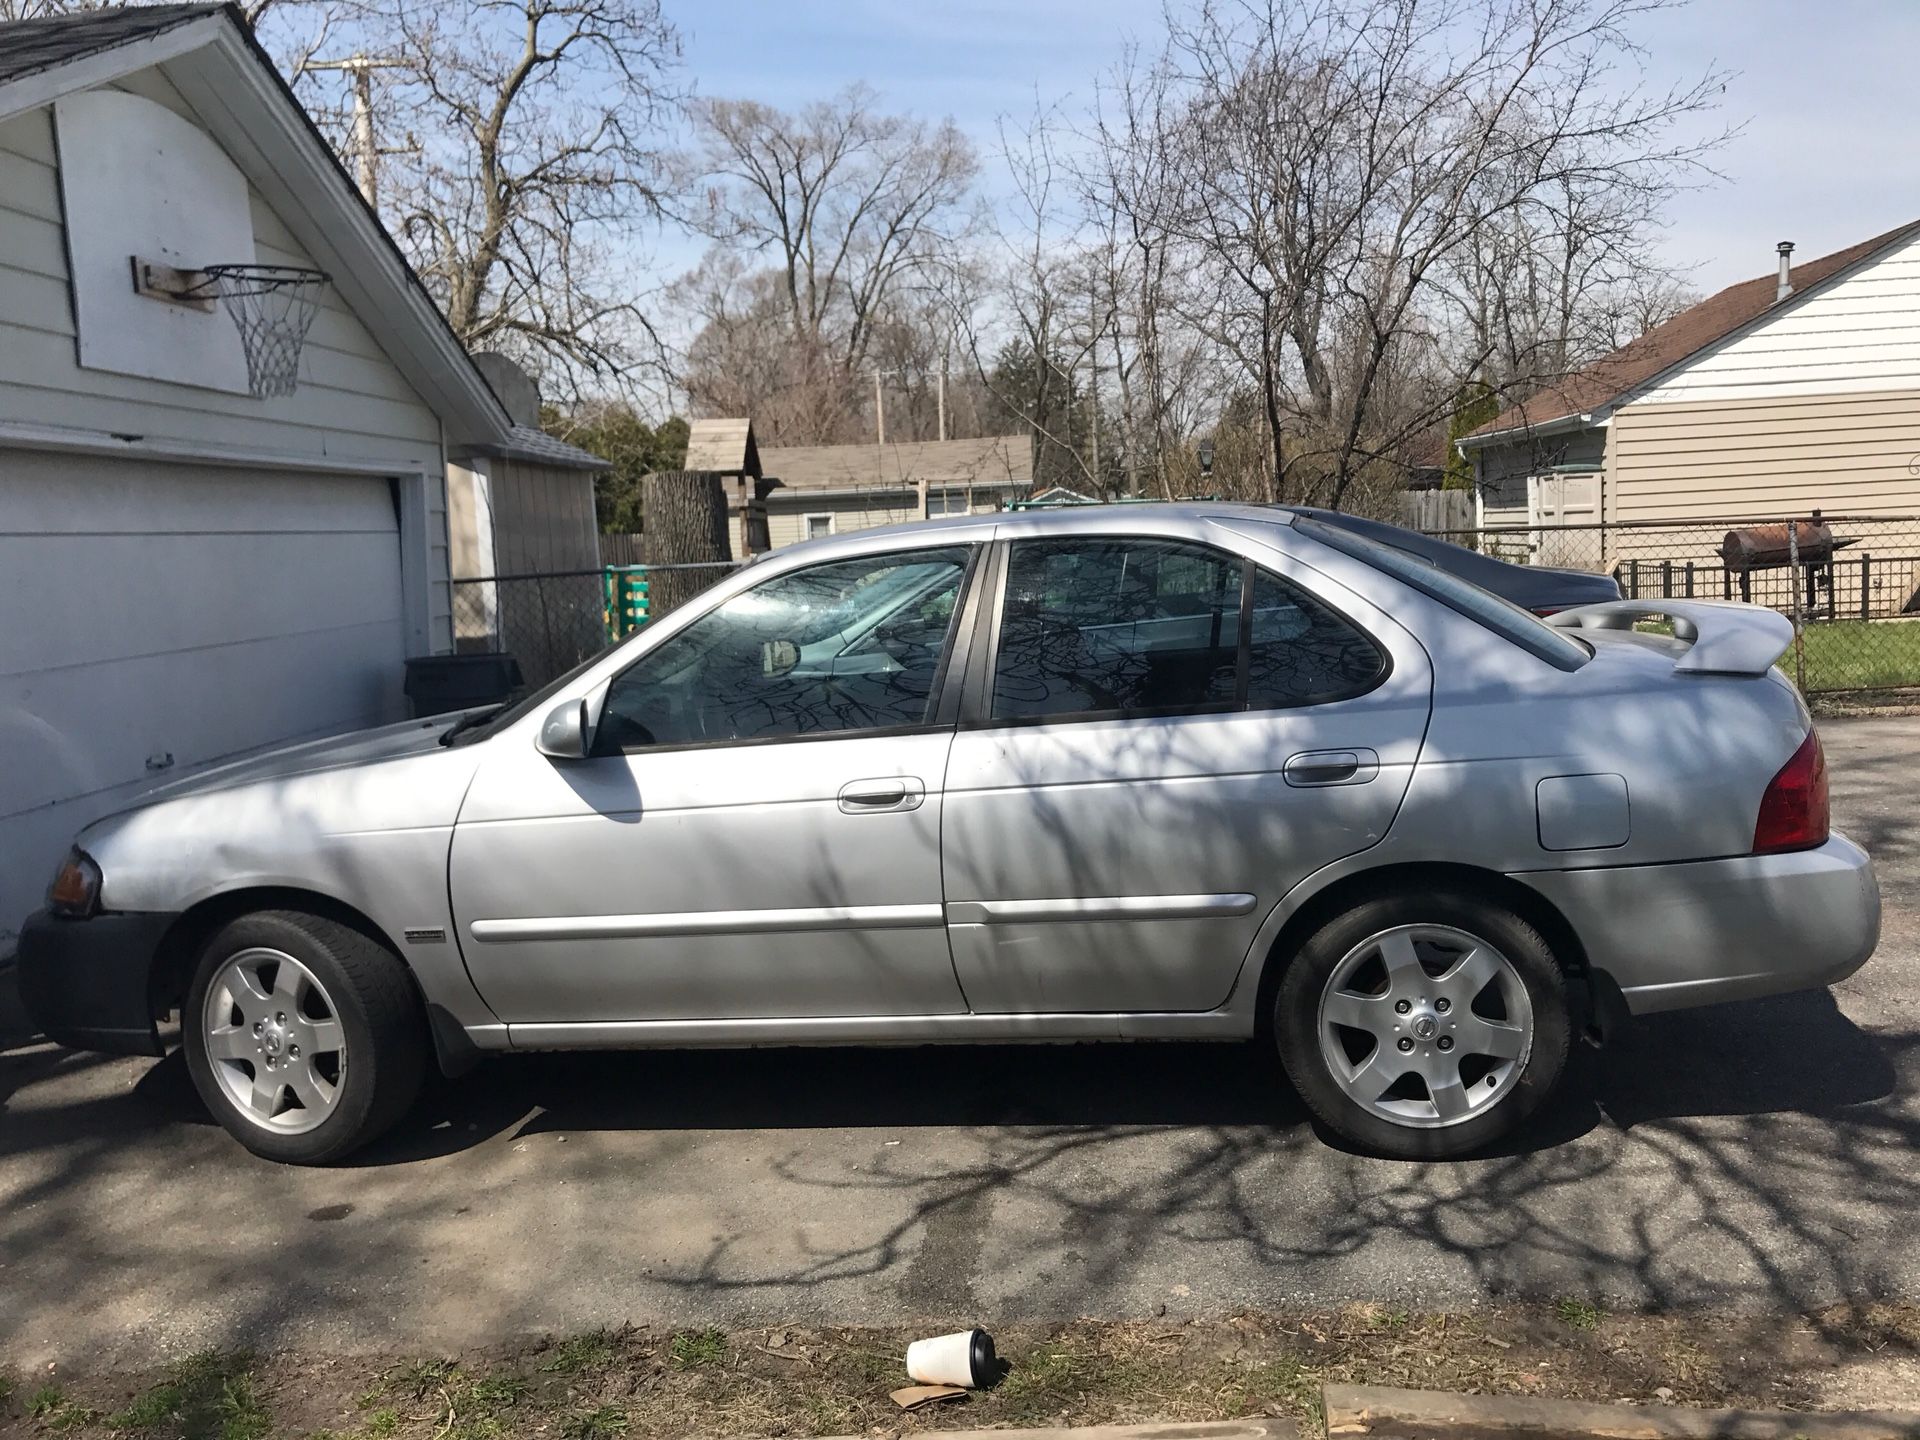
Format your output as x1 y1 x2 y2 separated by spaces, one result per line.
926 488 971 517
804 513 835 540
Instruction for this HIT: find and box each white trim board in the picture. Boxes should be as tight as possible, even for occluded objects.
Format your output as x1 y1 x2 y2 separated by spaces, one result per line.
0 417 436 476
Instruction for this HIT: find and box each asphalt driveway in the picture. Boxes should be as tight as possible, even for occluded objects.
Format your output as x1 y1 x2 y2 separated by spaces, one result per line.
3 716 1916 1368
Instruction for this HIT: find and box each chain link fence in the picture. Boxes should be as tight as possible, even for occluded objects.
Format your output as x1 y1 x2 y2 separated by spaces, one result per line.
1430 513 1920 693
451 561 740 688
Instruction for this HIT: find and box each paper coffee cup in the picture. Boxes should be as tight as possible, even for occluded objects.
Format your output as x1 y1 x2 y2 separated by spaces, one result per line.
905 1328 996 1388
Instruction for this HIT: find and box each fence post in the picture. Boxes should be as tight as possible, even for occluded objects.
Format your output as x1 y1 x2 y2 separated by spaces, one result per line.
1721 566 1731 600
1628 558 1639 598
1787 522 1806 692
1685 562 1695 598
1661 559 1672 598
1861 553 1871 621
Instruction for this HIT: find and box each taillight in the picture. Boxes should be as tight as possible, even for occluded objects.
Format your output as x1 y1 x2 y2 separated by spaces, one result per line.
1752 730 1829 855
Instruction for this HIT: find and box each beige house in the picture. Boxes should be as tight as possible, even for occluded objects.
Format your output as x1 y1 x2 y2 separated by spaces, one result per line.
742 434 1035 555
1458 222 1920 555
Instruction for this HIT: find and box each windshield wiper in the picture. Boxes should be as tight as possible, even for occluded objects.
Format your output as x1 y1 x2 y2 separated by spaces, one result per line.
437 706 504 747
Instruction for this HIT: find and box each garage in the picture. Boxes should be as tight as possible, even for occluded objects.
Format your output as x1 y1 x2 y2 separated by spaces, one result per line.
0 453 410 935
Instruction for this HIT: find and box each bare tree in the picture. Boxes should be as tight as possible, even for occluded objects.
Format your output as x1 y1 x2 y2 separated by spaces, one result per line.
680 87 976 440
286 0 683 396
1105 0 1725 511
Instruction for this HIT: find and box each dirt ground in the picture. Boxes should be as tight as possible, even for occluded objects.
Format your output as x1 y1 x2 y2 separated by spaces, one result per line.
6 1302 1920 1440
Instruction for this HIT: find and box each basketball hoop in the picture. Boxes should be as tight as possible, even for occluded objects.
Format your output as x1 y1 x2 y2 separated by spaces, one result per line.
193 264 330 399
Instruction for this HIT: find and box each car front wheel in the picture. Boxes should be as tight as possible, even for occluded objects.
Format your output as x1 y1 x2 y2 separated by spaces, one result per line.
182 909 425 1164
1274 889 1571 1159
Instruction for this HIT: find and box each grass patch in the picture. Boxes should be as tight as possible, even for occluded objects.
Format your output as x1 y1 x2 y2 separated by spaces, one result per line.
16 1303 1920 1438
668 1328 727 1369
1555 1297 1603 1330
541 1329 622 1376
213 1374 271 1440
100 1349 260 1438
562 1404 630 1439
1795 618 1920 692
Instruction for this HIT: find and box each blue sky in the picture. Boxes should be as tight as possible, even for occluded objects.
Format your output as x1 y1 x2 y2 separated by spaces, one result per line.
678 0 1920 296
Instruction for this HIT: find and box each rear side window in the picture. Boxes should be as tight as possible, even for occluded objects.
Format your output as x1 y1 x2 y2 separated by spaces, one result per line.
1297 518 1590 670
990 537 1385 723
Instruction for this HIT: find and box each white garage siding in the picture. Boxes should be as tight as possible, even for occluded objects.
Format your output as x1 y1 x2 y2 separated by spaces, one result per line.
0 454 413 946
0 90 453 643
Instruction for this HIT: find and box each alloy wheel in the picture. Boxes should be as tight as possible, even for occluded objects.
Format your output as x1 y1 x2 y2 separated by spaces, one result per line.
201 947 347 1135
1316 923 1533 1129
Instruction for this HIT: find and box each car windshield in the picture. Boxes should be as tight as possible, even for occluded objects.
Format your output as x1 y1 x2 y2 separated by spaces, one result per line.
1297 517 1591 670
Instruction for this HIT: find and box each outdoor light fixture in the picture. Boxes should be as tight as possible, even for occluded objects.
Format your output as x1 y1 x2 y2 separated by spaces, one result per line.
1197 440 1215 476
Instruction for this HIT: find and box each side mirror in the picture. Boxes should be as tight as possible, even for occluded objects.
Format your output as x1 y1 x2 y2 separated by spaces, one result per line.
536 698 590 759
535 681 610 761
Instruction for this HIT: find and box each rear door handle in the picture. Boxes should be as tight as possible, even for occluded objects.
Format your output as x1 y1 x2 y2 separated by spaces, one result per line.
838 777 926 814
1283 749 1379 787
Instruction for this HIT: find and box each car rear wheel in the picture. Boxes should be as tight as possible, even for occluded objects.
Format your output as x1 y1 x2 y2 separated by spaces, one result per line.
183 909 425 1164
1274 889 1571 1159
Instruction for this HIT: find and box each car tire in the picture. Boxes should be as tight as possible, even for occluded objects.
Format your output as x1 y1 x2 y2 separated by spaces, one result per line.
1274 888 1571 1160
182 909 425 1164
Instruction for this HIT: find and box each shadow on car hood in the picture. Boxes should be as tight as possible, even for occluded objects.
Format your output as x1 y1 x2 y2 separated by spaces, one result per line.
124 714 462 809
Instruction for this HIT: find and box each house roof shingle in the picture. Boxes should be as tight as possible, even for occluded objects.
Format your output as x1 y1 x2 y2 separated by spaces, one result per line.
482 425 607 471
0 4 221 89
1465 220 1920 443
758 434 1034 493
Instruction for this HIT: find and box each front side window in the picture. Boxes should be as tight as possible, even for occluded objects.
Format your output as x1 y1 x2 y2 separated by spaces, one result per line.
596 546 972 751
991 537 1384 723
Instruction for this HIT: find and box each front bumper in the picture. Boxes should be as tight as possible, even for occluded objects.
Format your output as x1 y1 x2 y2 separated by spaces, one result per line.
1514 833 1880 1014
15 908 174 1055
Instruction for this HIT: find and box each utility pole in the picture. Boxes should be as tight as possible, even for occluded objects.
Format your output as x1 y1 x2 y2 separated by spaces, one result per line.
308 54 410 206
874 369 886 447
936 369 946 443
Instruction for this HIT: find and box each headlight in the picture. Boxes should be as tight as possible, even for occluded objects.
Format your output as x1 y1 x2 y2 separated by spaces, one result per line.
47 847 101 918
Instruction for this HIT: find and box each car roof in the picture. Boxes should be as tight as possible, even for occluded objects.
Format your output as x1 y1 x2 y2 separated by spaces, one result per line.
778 501 1301 556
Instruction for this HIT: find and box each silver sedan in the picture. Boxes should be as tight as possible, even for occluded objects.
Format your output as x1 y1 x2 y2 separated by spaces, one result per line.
17 504 1880 1163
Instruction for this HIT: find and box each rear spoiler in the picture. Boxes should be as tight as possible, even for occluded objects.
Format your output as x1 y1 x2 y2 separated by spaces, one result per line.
1545 599 1793 676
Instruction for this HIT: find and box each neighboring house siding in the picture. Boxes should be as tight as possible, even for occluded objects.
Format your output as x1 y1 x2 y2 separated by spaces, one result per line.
1609 391 1920 522
1634 233 1920 405
766 494 920 550
0 97 453 646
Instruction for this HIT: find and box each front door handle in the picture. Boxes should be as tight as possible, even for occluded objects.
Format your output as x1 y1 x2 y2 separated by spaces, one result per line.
1283 749 1379 787
838 777 926 814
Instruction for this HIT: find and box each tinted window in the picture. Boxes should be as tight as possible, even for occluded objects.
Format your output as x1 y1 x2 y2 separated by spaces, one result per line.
596 546 971 750
1297 517 1589 670
991 538 1381 722
1241 567 1387 705
994 539 1241 720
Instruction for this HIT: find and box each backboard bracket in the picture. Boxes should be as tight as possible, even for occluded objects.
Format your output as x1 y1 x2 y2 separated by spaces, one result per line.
130 255 216 312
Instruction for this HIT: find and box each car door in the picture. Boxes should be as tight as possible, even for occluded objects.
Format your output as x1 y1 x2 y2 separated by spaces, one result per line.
451 542 982 1027
941 529 1432 1015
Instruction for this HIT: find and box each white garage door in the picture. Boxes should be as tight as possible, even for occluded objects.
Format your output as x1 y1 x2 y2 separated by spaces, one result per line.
0 453 409 948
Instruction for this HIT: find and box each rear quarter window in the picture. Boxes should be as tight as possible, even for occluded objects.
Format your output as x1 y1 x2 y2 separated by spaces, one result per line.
1297 518 1590 671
